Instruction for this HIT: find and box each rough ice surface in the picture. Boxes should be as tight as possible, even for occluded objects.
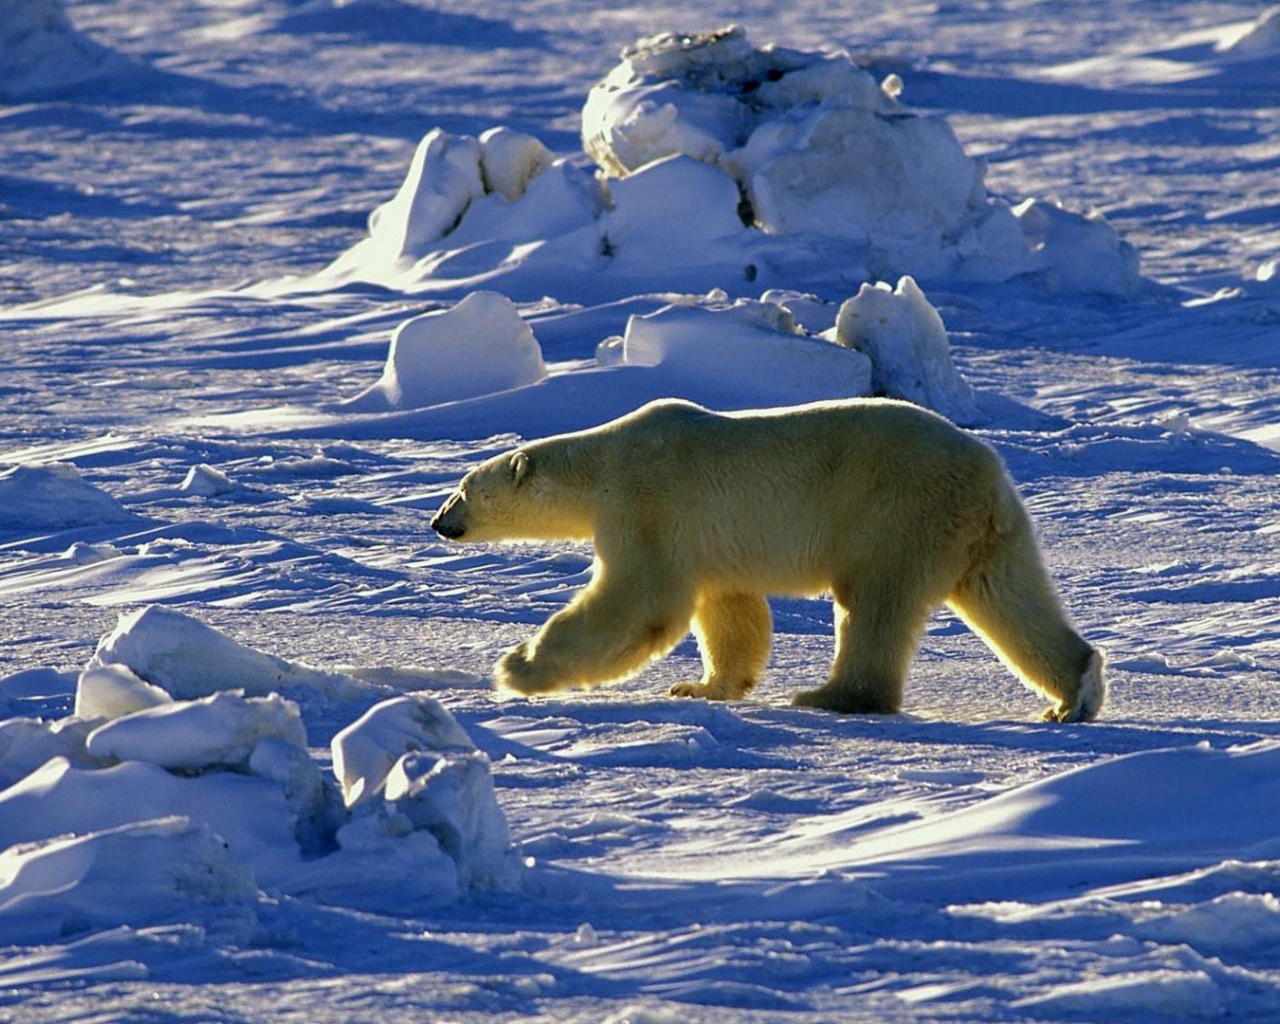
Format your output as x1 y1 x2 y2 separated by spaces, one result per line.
612 294 873 406
833 275 978 424
83 605 356 703
0 464 135 532
331 693 476 807
0 817 258 944
85 692 308 771
0 0 119 99
344 290 547 411
1013 196 1142 295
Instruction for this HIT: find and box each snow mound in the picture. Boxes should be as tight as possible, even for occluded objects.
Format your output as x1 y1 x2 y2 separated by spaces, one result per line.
179 463 236 496
325 126 599 283
1220 5 1280 55
605 294 872 406
329 695 517 894
582 26 1030 283
332 693 475 807
79 605 356 711
0 817 257 944
86 692 308 771
0 463 135 532
0 0 119 99
1013 197 1141 295
833 275 978 423
344 291 547 411
1250 254 1280 295
292 29 1138 301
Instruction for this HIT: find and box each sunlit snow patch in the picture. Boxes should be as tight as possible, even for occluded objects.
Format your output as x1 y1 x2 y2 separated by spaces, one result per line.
1218 5 1280 55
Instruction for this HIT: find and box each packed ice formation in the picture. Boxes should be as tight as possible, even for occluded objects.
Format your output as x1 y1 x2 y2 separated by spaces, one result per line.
302 26 1141 300
0 612 518 938
833 275 978 424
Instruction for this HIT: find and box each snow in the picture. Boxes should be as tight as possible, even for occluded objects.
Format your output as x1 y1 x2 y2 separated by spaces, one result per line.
0 0 119 99
4 0 1280 1020
343 290 548 411
833 275 978 423
0 463 135 532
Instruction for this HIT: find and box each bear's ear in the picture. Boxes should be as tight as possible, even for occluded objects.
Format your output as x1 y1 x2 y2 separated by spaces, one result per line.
510 451 530 486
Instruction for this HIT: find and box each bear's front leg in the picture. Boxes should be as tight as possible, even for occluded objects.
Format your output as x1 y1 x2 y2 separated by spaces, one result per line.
669 591 772 702
493 561 697 696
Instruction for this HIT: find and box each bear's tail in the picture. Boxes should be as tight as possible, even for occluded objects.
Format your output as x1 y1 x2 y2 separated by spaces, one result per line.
948 476 1106 722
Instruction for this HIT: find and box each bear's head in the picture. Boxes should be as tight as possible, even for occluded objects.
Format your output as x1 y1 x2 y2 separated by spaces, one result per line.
432 449 532 543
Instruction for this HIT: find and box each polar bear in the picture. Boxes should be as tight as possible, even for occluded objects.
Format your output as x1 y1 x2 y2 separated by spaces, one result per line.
431 398 1105 722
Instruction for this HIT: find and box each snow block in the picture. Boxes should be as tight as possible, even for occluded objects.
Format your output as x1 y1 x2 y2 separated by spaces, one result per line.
345 290 547 411
1013 197 1141 295
86 691 308 772
833 275 978 424
331 693 475 807
617 296 873 406
82 605 354 704
0 463 135 532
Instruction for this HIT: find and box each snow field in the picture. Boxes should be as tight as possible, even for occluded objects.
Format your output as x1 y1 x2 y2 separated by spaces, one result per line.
2 0 1280 1021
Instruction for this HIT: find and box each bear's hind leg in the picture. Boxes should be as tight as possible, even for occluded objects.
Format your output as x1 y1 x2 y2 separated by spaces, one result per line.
496 564 696 696
670 591 771 701
947 524 1105 723
793 583 928 715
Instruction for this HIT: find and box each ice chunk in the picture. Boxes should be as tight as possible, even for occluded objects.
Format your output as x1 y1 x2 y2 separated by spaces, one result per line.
1014 197 1141 295
83 605 354 702
0 817 258 944
1221 6 1280 55
384 750 515 888
479 126 554 202
331 693 475 807
366 129 485 260
0 716 98 790
617 297 872 406
85 692 307 772
75 660 172 721
833 275 978 424
179 463 236 496
601 154 750 268
0 463 134 532
344 290 547 411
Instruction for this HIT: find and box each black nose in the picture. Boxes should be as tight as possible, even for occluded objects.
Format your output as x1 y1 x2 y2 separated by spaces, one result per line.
431 514 464 540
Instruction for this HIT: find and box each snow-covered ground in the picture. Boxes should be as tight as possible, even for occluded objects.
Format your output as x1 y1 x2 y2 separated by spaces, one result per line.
3 1 1280 1021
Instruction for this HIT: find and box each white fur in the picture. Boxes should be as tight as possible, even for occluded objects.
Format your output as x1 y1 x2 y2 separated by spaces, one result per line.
432 398 1105 720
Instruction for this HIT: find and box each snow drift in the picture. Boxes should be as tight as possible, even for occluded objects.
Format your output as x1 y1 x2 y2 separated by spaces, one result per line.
0 463 137 533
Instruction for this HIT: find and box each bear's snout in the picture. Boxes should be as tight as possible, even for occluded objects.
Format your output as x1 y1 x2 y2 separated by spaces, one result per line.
431 493 467 540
